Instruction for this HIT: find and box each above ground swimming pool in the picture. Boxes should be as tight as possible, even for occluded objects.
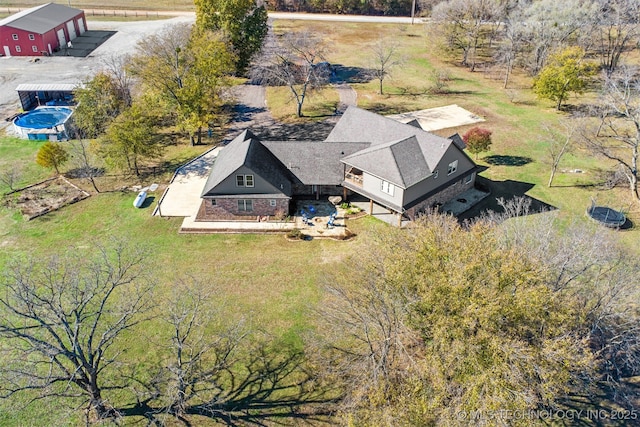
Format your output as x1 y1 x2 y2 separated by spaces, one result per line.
13 107 73 140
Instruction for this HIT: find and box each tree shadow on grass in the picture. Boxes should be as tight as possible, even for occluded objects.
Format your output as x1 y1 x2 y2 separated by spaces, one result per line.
331 64 372 84
120 347 338 426
559 379 640 427
234 103 269 124
253 120 335 141
65 167 105 179
457 175 556 223
484 155 533 166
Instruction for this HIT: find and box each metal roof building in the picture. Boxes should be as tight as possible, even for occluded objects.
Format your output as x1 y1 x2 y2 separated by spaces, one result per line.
0 3 87 57
15 83 81 110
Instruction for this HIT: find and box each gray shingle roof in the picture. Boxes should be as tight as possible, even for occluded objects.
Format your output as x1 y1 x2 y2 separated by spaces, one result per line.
201 106 474 199
200 130 293 197
262 141 369 185
449 133 467 150
341 136 432 188
329 106 453 186
0 3 83 34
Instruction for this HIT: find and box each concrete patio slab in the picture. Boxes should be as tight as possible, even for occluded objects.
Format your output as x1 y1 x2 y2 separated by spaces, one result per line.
387 104 485 131
180 200 350 238
154 147 221 217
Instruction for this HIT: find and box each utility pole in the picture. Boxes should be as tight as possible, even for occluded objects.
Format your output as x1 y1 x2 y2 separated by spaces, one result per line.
411 0 416 24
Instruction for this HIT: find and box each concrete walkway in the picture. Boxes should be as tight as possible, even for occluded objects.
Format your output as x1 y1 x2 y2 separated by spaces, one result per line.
154 147 221 217
155 82 276 219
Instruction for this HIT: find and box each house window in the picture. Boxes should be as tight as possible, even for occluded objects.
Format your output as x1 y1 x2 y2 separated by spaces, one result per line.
12 34 18 40
236 174 254 187
238 199 253 212
447 160 458 175
211 199 216 206
29 34 35 40
32 46 38 52
433 170 439 179
464 173 473 184
380 180 395 196
15 46 21 53
269 199 276 207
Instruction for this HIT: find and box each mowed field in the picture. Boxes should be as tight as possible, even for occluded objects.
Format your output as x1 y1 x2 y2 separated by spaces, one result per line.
1 13 639 425
2 0 196 11
269 20 640 239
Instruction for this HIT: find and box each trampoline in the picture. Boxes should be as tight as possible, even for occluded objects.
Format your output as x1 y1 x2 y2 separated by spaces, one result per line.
13 107 73 140
586 201 626 228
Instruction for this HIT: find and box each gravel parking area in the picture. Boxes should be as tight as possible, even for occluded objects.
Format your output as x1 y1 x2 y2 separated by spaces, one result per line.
0 16 194 127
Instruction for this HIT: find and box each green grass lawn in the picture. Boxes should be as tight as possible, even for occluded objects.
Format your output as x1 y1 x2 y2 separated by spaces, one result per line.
3 0 196 11
267 86 340 121
269 20 640 237
0 186 363 423
1 17 640 425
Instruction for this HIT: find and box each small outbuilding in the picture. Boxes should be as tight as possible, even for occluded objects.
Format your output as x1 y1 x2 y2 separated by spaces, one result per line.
0 3 87 57
16 83 78 111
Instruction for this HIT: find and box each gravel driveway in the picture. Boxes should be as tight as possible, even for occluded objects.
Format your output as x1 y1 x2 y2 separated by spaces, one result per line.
0 16 194 125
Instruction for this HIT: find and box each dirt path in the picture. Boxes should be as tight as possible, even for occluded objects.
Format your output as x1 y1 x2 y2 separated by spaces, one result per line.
224 84 276 142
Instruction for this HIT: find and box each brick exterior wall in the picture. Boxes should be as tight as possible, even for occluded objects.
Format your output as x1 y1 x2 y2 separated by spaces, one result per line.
196 198 290 221
405 174 476 220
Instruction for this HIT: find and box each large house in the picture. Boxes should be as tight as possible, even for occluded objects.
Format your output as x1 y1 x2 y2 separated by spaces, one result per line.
199 106 478 225
0 3 87 57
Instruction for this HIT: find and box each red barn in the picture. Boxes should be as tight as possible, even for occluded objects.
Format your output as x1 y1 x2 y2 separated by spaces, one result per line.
0 3 87 57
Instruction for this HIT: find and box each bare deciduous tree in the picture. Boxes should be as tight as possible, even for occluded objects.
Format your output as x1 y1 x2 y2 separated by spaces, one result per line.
432 0 502 71
495 17 527 88
158 282 248 419
0 166 22 194
594 0 640 75
70 139 101 193
367 38 403 95
489 199 640 409
518 0 597 75
581 67 640 201
251 31 330 117
541 119 576 187
0 242 154 423
102 54 133 109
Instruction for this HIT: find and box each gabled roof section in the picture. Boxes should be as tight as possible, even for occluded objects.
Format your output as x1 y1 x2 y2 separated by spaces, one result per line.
201 130 292 197
327 106 452 167
262 141 369 185
326 106 420 145
341 136 432 188
331 106 456 187
0 3 82 34
449 133 466 150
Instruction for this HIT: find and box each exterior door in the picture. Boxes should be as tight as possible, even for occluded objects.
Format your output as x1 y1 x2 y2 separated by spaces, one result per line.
56 29 66 49
2 46 9 57
78 18 85 35
66 21 77 40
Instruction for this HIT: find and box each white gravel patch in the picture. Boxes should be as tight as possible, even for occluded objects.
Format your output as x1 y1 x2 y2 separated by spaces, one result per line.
387 104 485 131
